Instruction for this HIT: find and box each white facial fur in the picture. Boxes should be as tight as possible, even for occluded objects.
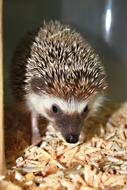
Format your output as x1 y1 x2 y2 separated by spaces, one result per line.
26 93 105 120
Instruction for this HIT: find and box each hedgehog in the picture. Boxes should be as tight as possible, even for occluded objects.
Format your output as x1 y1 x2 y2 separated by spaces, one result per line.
11 21 107 144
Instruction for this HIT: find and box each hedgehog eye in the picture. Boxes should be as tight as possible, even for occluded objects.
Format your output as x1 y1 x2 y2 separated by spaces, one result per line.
52 105 60 114
82 105 88 113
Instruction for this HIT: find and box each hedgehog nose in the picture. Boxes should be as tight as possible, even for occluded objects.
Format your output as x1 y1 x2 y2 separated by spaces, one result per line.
65 134 79 144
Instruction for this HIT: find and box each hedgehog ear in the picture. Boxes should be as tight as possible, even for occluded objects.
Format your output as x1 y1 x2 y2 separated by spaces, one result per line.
30 77 44 95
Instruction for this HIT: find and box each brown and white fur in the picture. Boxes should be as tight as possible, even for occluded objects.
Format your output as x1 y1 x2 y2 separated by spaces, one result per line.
11 21 107 144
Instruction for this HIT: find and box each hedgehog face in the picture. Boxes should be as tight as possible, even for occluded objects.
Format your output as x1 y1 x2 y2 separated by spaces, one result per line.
48 104 88 143
26 93 104 143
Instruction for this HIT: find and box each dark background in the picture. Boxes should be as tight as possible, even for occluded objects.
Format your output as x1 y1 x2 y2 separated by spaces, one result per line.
4 0 127 105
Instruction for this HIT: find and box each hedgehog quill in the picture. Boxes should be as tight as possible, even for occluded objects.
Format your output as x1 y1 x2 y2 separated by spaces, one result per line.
11 21 107 144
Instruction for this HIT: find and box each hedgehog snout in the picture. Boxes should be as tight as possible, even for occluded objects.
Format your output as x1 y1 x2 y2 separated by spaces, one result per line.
61 123 81 144
65 133 79 144
55 114 83 144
